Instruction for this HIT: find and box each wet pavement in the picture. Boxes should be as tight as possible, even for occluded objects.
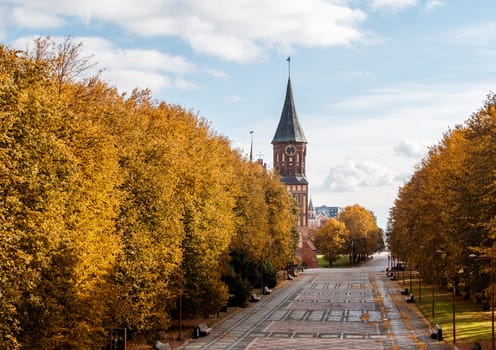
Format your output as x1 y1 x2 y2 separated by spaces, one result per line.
179 252 452 349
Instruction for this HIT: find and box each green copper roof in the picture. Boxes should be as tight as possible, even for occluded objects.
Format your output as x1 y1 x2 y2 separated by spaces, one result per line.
272 78 307 143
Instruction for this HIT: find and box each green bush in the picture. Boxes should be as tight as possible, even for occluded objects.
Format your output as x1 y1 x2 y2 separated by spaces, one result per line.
262 261 277 288
222 266 252 307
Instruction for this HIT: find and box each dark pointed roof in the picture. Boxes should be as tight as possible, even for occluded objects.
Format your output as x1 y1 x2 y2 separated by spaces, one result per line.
280 175 308 185
271 78 307 143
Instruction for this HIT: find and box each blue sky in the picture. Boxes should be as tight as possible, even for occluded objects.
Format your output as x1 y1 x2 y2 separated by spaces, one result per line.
2 0 496 229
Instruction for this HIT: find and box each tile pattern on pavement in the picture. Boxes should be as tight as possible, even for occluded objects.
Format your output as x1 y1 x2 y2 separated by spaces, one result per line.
179 253 452 349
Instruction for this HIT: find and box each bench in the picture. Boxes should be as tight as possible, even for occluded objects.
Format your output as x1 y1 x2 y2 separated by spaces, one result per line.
219 303 228 312
430 324 443 340
400 288 409 295
154 340 171 350
263 286 272 295
406 294 415 303
198 322 212 337
250 294 260 302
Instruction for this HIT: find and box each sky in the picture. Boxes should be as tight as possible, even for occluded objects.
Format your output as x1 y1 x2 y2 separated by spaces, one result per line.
1 0 496 229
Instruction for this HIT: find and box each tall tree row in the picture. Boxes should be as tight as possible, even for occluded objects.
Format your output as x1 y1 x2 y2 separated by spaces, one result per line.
388 94 496 296
0 40 298 349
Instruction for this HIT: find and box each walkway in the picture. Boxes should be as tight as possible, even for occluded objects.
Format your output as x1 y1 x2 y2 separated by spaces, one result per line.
179 252 451 349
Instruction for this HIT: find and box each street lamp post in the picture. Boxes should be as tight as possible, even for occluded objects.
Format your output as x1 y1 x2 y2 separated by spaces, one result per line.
469 245 495 350
418 270 422 303
492 246 495 350
419 245 425 303
350 240 354 267
409 260 413 293
432 250 444 320
492 246 494 350
432 271 435 319
178 287 182 340
452 274 456 344
436 249 456 344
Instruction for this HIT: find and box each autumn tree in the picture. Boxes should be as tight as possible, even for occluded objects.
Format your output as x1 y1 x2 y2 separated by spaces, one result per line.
31 36 97 96
314 218 347 265
0 42 121 348
264 171 299 271
338 205 382 264
175 122 237 317
388 94 496 296
227 160 298 299
0 37 301 348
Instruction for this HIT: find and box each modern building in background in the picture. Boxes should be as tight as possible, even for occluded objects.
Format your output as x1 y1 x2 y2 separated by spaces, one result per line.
315 205 340 219
308 204 342 229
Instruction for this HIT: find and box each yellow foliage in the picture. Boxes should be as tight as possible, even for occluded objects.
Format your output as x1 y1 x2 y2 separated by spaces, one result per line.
389 93 496 288
0 38 301 348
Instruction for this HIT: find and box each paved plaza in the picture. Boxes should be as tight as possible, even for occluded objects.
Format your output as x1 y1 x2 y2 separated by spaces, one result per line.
180 252 451 349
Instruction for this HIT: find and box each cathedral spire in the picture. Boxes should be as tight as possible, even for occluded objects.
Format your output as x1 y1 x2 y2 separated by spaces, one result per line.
309 198 314 212
271 77 307 143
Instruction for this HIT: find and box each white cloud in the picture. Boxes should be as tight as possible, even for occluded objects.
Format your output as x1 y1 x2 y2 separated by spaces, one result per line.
333 84 488 125
11 35 198 93
371 0 417 11
102 69 172 92
12 7 65 28
425 0 445 12
452 21 496 49
320 160 395 192
0 5 6 41
77 37 195 74
303 80 492 228
174 77 199 91
394 139 429 159
206 69 228 78
5 0 368 62
226 94 243 102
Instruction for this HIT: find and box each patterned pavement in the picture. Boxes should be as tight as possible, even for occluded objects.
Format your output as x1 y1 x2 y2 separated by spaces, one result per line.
179 252 451 349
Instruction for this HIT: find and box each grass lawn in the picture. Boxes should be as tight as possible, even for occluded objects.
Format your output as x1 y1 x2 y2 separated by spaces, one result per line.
397 273 492 347
317 254 351 268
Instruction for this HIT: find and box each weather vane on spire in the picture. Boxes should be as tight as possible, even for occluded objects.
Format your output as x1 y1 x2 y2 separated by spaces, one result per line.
286 56 291 78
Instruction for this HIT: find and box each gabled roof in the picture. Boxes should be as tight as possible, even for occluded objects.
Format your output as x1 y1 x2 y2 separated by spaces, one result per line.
271 78 307 143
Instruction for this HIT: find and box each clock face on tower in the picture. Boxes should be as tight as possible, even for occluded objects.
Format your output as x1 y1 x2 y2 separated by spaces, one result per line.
285 144 296 157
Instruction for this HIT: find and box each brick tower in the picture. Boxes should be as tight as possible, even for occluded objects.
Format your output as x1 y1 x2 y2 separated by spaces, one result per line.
272 70 317 267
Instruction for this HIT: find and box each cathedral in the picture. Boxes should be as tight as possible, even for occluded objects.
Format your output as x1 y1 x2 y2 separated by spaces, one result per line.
272 74 318 268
